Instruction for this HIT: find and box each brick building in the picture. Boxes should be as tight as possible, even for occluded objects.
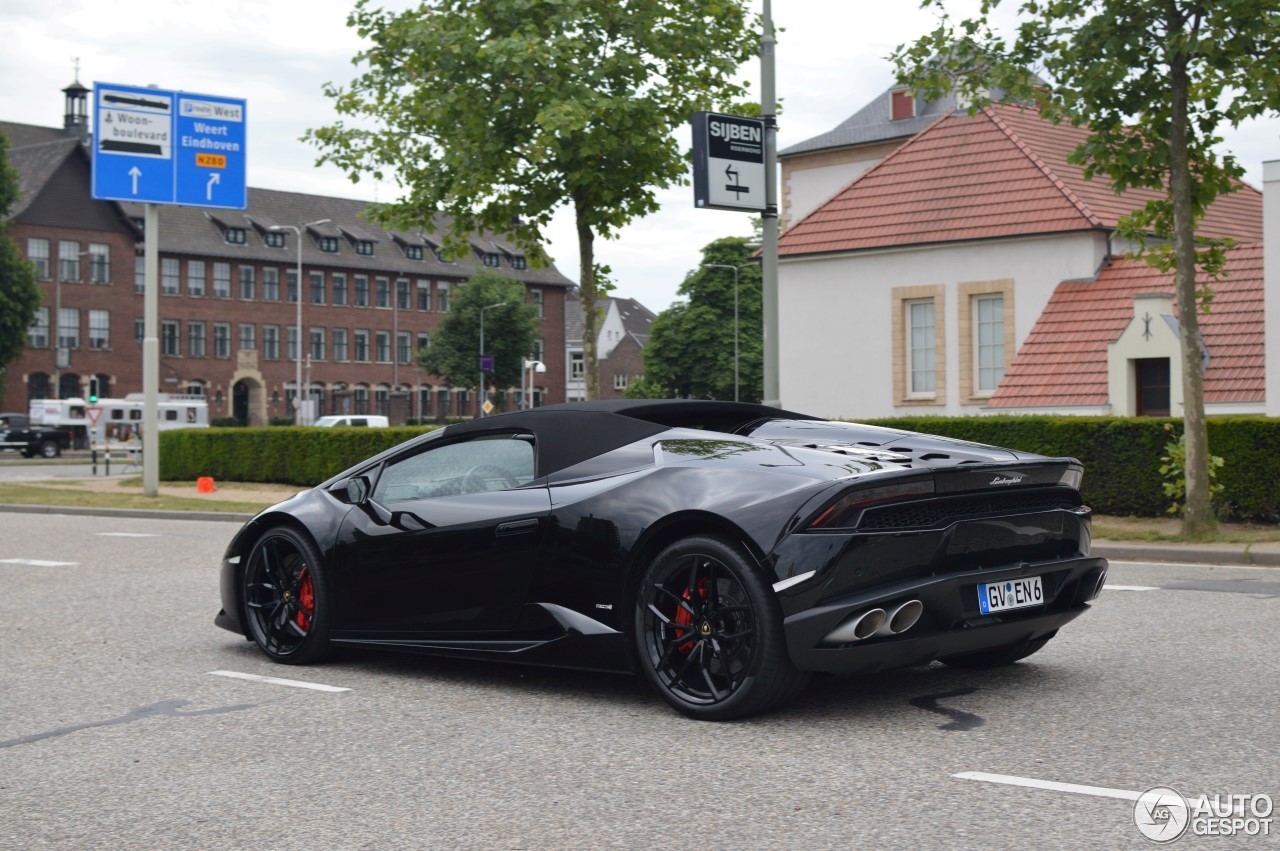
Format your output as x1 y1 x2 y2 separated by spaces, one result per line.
2 80 573 424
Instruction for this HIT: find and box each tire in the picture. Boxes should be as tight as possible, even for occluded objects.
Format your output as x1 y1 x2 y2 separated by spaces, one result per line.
241 526 333 664
939 633 1055 669
633 536 809 721
40 441 60 458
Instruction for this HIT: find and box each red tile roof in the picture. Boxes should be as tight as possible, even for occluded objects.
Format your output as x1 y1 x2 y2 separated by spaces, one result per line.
988 244 1265 408
778 103 1263 256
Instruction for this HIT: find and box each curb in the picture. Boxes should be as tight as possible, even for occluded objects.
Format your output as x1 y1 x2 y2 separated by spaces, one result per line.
0 503 254 524
1091 541 1280 567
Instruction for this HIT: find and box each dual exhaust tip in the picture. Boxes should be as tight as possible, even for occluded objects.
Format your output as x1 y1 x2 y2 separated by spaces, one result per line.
823 600 924 645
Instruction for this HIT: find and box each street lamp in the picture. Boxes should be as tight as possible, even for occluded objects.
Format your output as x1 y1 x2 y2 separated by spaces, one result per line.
521 357 546 410
478 302 507 417
270 219 330 423
703 262 757 402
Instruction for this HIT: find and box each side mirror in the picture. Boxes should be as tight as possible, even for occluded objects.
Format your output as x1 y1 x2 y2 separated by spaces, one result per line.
344 475 371 505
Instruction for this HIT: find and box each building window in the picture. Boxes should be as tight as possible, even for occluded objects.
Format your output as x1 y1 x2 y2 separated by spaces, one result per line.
433 248 455 264
570 352 584 380
354 384 370 415
353 330 370 362
88 310 110 350
161 320 180 356
437 387 451 417
614 373 629 390
416 333 430 352
58 307 80 350
185 380 206 397
213 322 231 359
262 267 279 301
891 89 915 120
374 384 390 415
310 327 326 361
239 266 256 300
188 260 206 297
161 257 181 294
89 243 110 283
958 280 1013 402
375 277 390 308
511 255 527 271
28 307 49 348
213 262 231 298
319 236 339 254
375 330 391 362
287 326 298 362
482 252 500 268
419 385 432 417
532 338 544 363
332 328 349 362
396 279 410 310
1136 358 1171 416
417 280 432 311
264 231 285 249
974 295 1005 393
907 300 936 395
225 227 247 245
332 273 348 306
354 275 369 307
135 318 144 345
189 321 206 358
531 288 543 318
310 271 326 305
262 325 280 360
355 240 374 256
286 269 299 303
59 240 80 281
404 244 423 261
397 331 411 364
238 323 256 351
28 238 50 279
438 282 450 312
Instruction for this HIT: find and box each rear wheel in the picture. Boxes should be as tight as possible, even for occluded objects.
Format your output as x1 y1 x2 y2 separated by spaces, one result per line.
940 633 1054 669
40 441 59 458
633 536 808 721
242 526 332 664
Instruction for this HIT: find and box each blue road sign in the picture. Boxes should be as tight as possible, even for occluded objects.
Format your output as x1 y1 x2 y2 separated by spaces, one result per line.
91 82 246 210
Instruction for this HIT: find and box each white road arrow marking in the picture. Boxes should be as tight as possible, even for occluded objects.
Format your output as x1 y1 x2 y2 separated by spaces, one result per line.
128 166 141 194
206 173 220 200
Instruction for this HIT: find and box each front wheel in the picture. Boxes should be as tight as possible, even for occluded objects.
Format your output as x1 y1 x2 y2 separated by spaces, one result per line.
40 441 60 458
633 536 808 721
242 526 332 664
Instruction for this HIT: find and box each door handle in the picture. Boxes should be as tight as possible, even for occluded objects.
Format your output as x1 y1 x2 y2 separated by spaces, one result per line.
496 518 540 536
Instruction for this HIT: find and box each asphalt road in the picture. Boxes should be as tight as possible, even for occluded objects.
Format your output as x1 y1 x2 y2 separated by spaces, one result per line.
0 512 1275 849
0 458 135 481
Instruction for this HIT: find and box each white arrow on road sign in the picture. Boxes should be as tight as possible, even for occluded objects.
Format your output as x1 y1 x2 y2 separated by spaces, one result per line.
129 166 141 194
206 173 220 200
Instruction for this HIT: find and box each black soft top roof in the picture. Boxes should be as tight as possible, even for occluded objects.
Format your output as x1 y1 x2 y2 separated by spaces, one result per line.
441 400 818 478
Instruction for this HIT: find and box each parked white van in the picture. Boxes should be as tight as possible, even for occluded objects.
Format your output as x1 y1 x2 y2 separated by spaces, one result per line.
313 415 390 428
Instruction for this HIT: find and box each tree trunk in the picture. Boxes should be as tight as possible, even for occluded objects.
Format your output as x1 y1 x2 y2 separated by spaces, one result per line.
576 199 600 401
1168 40 1216 538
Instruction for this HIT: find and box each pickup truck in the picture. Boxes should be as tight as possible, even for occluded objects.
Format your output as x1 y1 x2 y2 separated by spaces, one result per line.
0 413 74 458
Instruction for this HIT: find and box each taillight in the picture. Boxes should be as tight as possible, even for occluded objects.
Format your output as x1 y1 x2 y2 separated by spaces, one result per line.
808 479 935 529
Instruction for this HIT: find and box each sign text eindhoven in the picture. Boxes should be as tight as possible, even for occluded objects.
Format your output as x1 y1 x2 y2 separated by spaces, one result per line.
91 82 247 210
691 111 766 213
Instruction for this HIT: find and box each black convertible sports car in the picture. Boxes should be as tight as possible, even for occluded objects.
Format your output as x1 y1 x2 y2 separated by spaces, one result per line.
216 400 1107 720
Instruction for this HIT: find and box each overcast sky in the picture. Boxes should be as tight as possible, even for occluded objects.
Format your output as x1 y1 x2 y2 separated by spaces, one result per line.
2 1 1276 314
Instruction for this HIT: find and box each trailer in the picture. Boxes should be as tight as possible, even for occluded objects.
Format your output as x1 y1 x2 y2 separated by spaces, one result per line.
29 394 208 449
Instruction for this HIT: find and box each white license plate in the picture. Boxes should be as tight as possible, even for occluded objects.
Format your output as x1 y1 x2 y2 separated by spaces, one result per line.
977 576 1044 614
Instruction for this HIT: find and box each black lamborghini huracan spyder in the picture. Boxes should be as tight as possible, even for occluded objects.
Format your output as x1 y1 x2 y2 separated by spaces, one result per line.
215 400 1107 720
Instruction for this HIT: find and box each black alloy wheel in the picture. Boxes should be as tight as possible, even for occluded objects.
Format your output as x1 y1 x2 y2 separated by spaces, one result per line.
242 526 332 664
634 536 808 721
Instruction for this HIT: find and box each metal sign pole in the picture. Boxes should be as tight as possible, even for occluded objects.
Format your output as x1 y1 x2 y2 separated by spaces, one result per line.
761 0 781 408
143 202 159 496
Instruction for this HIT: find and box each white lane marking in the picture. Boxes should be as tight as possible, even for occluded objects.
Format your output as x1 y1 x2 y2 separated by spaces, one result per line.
954 772 1226 811
209 670 350 693
0 558 79 566
1104 584 1160 591
1108 560 1276 572
96 532 160 538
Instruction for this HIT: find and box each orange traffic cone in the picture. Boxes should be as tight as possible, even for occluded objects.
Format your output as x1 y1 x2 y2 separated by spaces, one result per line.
196 476 217 493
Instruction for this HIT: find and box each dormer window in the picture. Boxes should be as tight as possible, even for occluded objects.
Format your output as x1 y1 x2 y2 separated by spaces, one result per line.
404 245 424 261
264 231 286 249
355 240 374 256
891 89 915 121
511 255 527 270
318 236 340 254
225 227 247 245
482 252 501 268
434 248 455 264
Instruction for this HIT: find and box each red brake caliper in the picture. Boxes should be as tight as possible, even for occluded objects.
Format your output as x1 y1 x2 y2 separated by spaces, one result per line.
672 578 709 653
295 567 315 631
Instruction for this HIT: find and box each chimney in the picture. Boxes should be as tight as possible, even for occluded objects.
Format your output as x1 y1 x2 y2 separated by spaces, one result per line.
1266 160 1279 415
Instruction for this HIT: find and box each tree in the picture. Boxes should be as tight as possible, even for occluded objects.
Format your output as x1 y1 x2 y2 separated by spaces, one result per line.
893 0 1280 538
416 272 538 411
308 0 759 401
633 236 762 401
0 131 41 405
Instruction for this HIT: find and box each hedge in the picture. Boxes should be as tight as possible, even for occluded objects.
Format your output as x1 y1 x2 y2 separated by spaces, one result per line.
860 416 1280 522
159 426 435 486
